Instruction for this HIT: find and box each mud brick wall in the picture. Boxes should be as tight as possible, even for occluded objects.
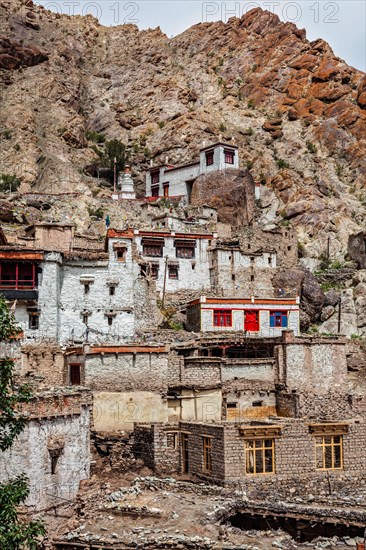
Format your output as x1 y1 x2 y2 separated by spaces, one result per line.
21 343 65 386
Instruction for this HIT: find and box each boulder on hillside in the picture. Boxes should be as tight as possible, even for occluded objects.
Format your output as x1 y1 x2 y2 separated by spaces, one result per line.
190 169 255 226
272 267 324 323
0 38 48 70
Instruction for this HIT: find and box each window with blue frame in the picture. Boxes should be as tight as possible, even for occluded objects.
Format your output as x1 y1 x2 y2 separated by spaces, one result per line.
270 311 288 328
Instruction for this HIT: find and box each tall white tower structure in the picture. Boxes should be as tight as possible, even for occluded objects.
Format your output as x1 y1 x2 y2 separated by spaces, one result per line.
118 165 136 199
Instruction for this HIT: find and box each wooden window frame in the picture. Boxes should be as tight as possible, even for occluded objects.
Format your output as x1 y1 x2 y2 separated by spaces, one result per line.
28 313 39 330
168 266 179 279
175 240 196 259
142 239 164 257
213 309 232 328
0 262 36 290
315 435 343 471
163 183 169 197
151 171 160 185
270 310 288 328
69 363 81 386
244 438 275 475
203 436 213 473
224 149 235 164
151 185 159 197
206 151 214 166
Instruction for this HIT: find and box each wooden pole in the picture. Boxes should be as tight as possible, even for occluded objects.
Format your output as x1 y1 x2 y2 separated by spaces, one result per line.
161 256 168 310
338 295 342 334
327 236 330 265
113 156 117 194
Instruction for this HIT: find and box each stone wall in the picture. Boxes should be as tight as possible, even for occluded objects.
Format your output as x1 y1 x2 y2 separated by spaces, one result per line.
84 350 169 392
134 424 180 475
20 342 65 386
174 418 366 492
0 391 91 512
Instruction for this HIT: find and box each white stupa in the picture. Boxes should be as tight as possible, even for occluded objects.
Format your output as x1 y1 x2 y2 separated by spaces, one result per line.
118 165 136 199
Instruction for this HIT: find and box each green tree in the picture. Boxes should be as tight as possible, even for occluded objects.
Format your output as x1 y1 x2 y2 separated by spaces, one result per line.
0 174 21 193
0 294 45 549
93 138 128 183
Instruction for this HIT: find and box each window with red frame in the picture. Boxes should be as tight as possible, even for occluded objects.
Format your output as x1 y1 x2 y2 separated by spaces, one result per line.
206 151 214 166
163 183 169 197
151 171 160 184
0 262 36 289
213 309 232 327
224 149 235 164
151 186 159 197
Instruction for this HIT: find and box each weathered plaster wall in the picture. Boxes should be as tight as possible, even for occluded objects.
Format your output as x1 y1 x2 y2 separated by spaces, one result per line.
284 341 347 392
93 391 168 432
0 394 91 511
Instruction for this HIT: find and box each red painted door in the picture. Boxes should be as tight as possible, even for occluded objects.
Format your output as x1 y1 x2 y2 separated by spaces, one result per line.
244 311 259 331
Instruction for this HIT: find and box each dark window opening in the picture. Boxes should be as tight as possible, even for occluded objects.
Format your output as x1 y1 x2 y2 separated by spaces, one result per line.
108 317 113 326
232 274 235 281
115 247 127 262
109 286 115 296
82 314 89 324
252 401 263 407
287 246 291 251
251 275 255 281
227 403 237 409
226 345 274 359
51 454 59 475
268 256 272 264
84 284 90 295
212 347 223 357
28 314 39 330
168 266 179 279
70 364 81 385
181 433 189 473
206 151 214 166
151 186 159 197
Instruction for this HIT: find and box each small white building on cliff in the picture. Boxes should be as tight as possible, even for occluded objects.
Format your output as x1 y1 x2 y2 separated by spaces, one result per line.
145 142 239 201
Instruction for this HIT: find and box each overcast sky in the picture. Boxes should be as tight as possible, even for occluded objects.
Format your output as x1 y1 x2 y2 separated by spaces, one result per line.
36 1 365 71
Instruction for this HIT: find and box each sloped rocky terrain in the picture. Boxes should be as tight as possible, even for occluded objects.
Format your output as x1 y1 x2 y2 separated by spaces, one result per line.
0 0 366 265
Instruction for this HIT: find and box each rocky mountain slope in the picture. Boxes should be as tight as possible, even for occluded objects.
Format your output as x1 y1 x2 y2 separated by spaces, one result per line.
1 0 366 265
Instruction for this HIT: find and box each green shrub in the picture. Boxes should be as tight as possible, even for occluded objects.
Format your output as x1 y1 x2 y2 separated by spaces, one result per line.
88 206 104 220
0 174 21 193
247 99 255 109
276 158 289 169
219 122 227 132
306 140 317 154
86 130 105 143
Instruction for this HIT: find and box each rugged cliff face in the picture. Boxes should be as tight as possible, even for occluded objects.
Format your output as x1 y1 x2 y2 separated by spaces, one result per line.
0 0 366 264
